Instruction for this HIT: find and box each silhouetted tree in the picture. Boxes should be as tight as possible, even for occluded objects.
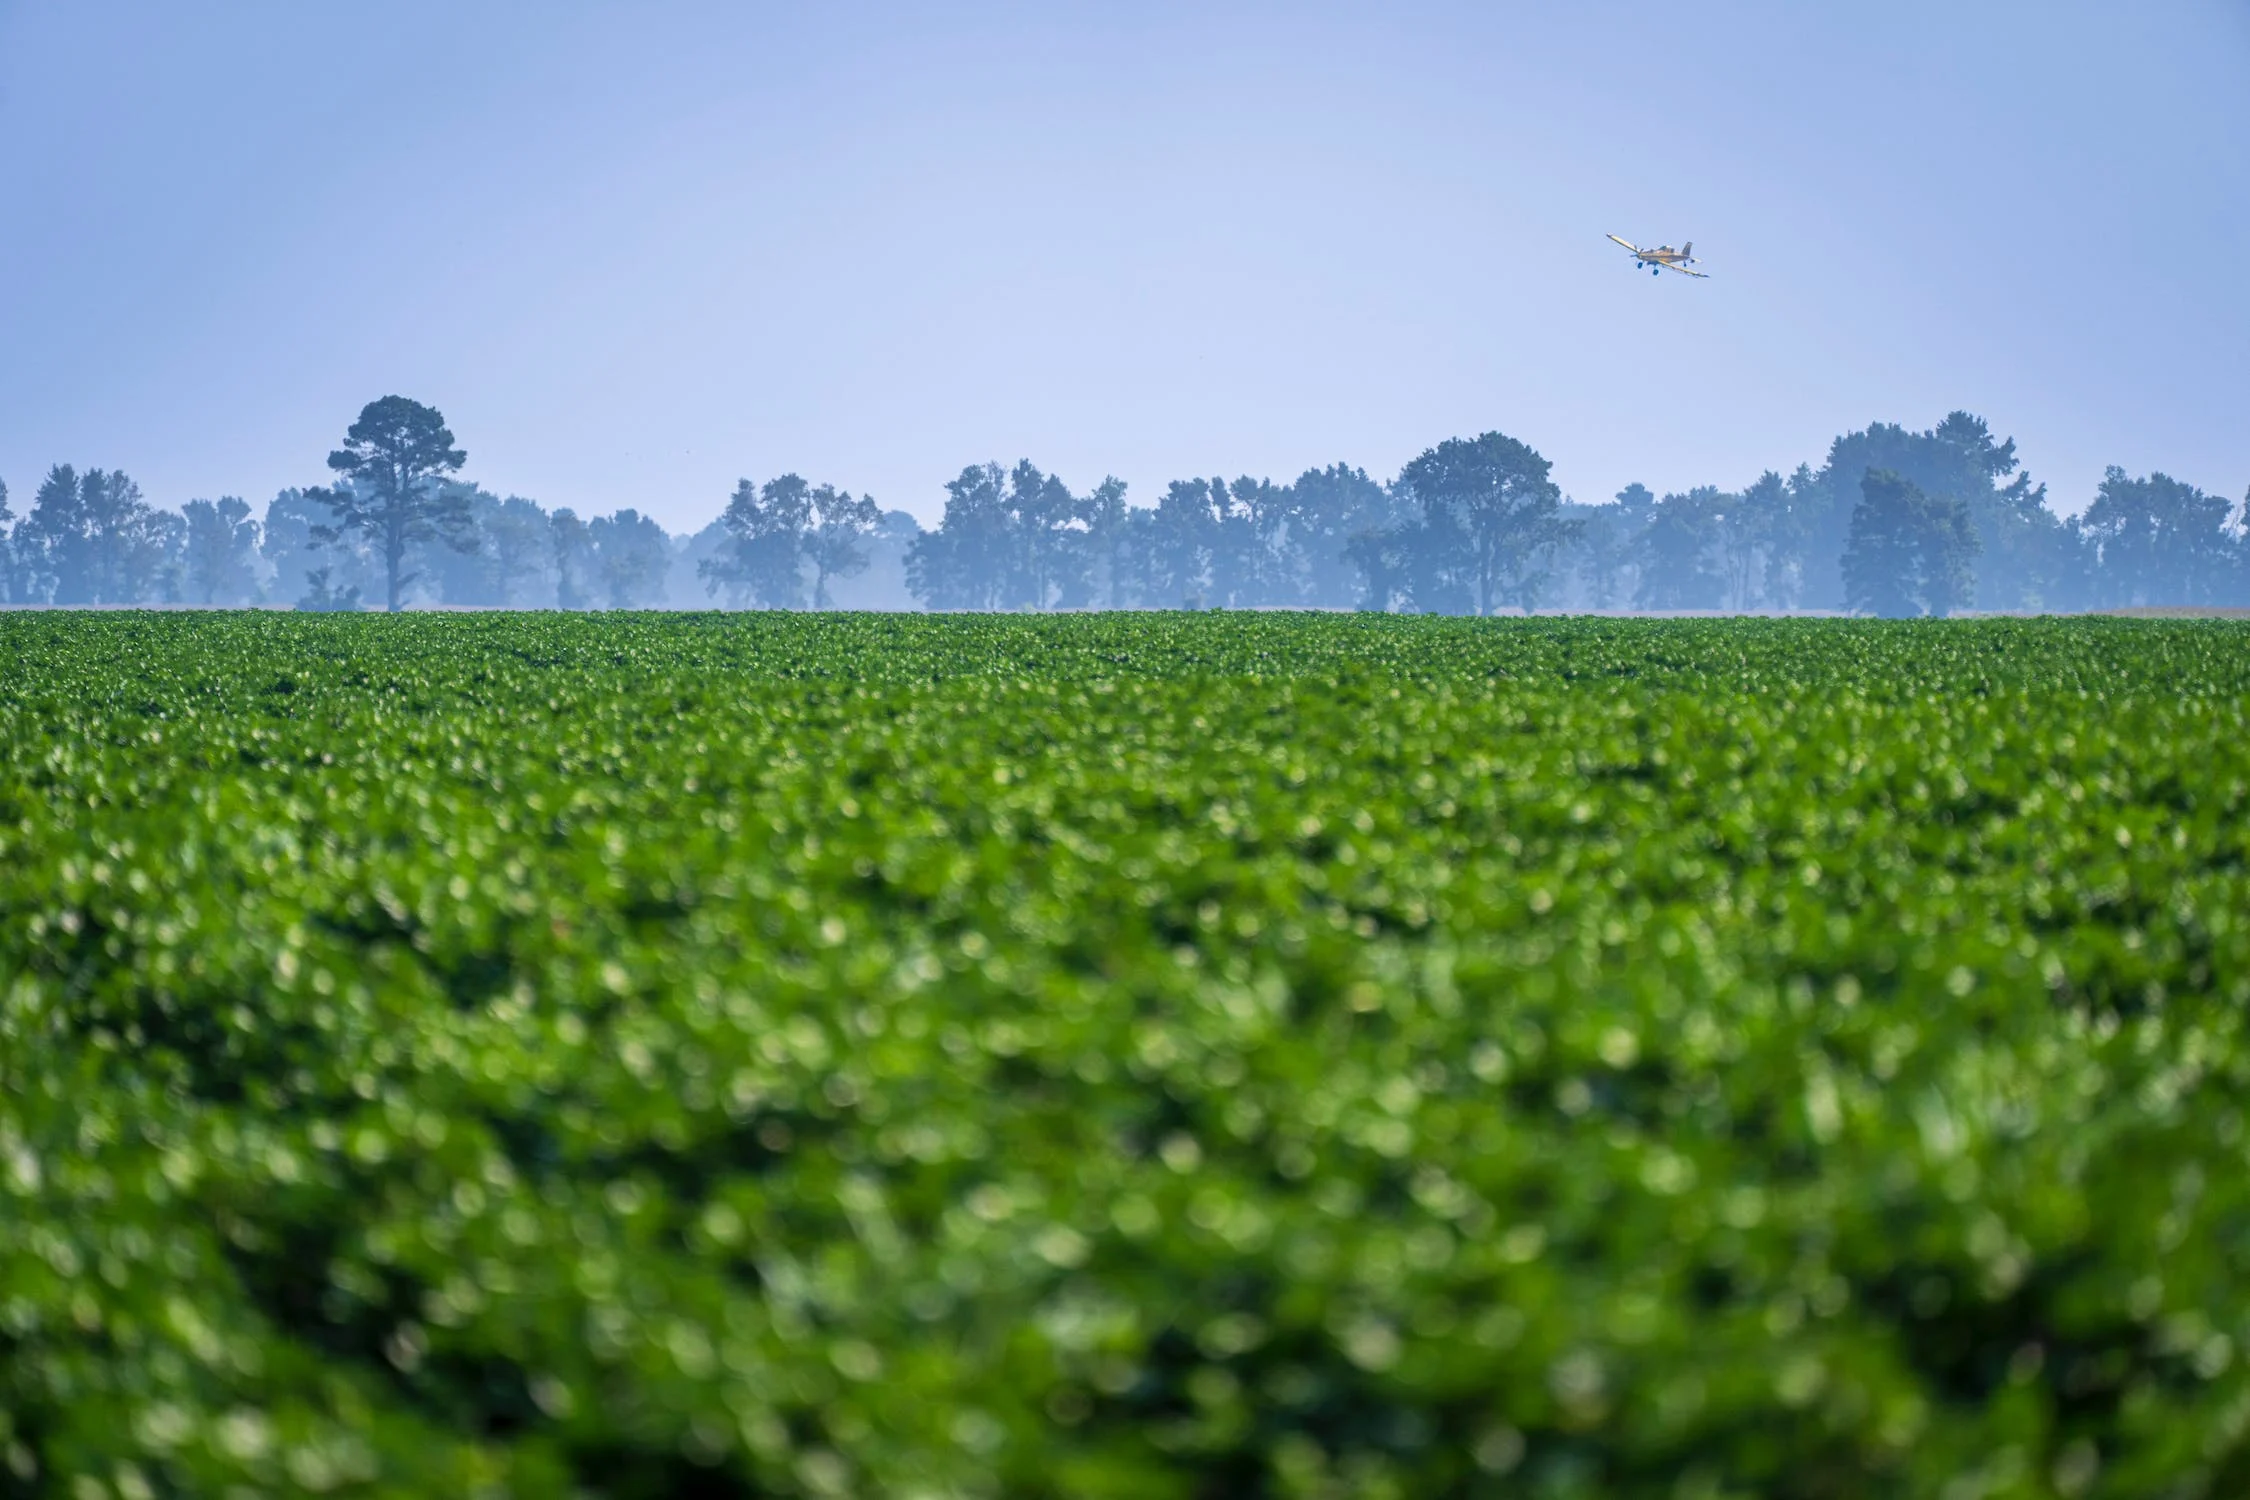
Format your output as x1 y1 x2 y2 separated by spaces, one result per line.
1103 506 1167 610
321 396 473 611
1803 413 2063 609
1713 483 1769 610
1397 432 1577 615
790 488 875 609
17 466 175 604
478 494 557 606
1003 462 1093 610
1291 464 1399 608
1841 473 1921 618
1208 476 1292 607
0 477 17 604
1613 483 1657 524
1146 478 1225 608
181 497 261 605
1757 468 1819 610
1562 504 1626 609
1564 483 1657 610
1841 468 1978 617
550 509 596 609
1077 478 1137 608
144 510 189 603
1394 505 1473 615
22 465 89 604
906 465 1009 610
1343 526 1411 612
1926 412 2069 608
2075 468 2236 606
906 462 1104 611
1635 488 1727 610
702 475 814 607
588 508 673 608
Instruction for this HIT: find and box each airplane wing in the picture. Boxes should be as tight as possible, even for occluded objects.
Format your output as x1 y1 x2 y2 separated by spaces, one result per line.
1606 234 1641 253
1656 259 1708 278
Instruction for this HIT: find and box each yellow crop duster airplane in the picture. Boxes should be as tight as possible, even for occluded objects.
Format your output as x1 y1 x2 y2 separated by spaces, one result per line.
1608 234 1707 278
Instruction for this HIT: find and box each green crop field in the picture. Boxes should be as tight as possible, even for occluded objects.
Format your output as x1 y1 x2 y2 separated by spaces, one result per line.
3 612 2248 1499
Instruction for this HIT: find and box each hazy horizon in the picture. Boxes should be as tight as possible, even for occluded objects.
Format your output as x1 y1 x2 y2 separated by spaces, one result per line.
3 1 2245 531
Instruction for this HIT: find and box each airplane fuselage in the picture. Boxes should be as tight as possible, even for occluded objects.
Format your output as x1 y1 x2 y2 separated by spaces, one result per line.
1607 234 1707 278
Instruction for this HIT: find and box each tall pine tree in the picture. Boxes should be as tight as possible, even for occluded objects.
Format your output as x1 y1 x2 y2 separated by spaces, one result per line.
320 396 473 611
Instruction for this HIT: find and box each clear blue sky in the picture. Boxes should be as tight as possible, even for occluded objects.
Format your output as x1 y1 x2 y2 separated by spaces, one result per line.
2 1 2244 531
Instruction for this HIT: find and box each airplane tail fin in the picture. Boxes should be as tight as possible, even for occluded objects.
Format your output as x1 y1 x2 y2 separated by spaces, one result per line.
1682 241 1693 262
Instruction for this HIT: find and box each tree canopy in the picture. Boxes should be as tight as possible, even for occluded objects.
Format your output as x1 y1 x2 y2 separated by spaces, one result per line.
1841 469 1980 618
321 396 473 612
3 404 2242 615
1397 432 1578 616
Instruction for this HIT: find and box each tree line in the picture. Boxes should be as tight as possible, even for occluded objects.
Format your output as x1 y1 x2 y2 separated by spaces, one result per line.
2 397 2243 615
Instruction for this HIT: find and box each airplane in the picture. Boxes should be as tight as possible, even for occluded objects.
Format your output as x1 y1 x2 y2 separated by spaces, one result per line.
1608 234 1707 278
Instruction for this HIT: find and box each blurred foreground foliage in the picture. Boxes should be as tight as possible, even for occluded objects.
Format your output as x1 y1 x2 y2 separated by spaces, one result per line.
2 612 2249 1498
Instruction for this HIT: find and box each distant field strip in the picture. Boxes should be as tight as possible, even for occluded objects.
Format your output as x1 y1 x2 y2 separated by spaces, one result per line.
2 613 2248 1496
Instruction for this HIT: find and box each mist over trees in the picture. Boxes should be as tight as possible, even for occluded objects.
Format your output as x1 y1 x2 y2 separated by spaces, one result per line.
2 399 2244 614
